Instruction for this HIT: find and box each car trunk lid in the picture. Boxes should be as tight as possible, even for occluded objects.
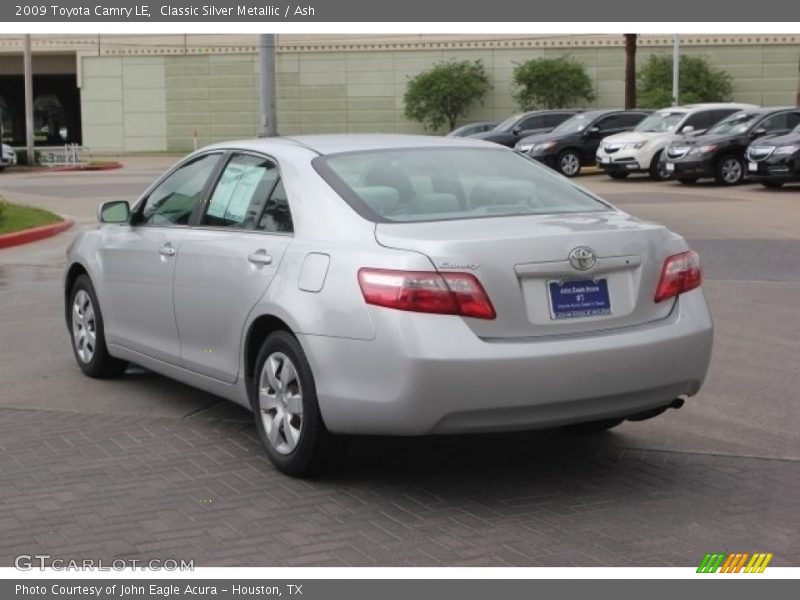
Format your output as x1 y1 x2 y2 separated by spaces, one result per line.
375 211 684 339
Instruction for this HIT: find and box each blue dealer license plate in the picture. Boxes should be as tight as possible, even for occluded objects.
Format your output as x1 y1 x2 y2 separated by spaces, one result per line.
548 279 611 319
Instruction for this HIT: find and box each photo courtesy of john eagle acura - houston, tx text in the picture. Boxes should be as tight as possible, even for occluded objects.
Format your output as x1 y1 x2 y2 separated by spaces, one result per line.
65 134 713 477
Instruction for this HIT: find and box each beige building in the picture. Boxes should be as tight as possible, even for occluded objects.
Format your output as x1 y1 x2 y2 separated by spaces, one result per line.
0 33 798 152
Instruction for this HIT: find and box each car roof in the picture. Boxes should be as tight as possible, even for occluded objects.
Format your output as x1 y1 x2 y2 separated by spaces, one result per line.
726 106 798 118
206 134 497 156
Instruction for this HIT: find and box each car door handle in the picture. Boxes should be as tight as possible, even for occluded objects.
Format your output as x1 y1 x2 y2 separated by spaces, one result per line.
159 244 177 257
247 251 273 266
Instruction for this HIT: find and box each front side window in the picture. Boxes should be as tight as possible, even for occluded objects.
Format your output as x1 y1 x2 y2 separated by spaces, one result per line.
139 153 221 226
758 112 800 133
314 147 609 223
202 153 279 229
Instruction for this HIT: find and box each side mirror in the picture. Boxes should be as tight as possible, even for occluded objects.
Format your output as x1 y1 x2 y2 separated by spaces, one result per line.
681 125 695 136
585 126 601 136
751 127 767 138
98 200 130 224
511 126 521 136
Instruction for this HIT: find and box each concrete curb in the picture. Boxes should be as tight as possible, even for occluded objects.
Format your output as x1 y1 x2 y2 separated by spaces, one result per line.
0 217 75 250
46 162 123 173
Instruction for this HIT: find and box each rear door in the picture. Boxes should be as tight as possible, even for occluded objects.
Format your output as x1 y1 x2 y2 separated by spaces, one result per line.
172 152 293 383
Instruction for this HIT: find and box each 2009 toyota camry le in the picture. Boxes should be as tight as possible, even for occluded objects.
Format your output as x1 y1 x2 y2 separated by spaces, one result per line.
64 134 713 476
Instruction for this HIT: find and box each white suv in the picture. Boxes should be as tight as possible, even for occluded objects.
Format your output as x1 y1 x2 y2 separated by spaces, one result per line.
596 103 758 180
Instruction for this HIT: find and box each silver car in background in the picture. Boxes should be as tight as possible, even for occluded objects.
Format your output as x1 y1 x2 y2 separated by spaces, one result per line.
65 135 713 476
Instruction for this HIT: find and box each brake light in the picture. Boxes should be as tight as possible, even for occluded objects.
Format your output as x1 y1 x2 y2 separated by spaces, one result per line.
654 250 702 303
358 268 496 320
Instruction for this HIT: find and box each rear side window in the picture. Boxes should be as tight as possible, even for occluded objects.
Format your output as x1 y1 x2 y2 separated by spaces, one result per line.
202 153 279 229
682 111 717 132
314 147 609 223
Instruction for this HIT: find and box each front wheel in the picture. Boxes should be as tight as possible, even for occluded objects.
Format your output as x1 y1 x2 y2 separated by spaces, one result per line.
251 330 348 477
715 155 745 185
557 150 582 177
68 274 128 378
649 151 671 181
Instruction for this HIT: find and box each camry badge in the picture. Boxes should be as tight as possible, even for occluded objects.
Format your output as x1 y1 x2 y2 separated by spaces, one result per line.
568 246 596 271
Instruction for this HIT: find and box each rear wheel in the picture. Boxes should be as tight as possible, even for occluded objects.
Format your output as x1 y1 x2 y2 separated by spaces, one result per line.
562 417 624 433
68 274 128 378
649 151 670 181
251 330 348 477
715 155 745 185
761 180 783 189
557 150 581 177
607 171 629 180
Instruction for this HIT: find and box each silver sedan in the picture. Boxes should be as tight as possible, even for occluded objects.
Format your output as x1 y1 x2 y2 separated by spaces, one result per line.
65 135 713 476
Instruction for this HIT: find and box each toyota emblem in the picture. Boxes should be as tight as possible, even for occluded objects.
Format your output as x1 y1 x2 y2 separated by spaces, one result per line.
568 246 597 271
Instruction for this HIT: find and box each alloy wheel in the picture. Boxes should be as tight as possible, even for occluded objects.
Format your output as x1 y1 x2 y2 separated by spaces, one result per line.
721 158 743 184
71 289 96 363
560 153 580 176
258 352 304 455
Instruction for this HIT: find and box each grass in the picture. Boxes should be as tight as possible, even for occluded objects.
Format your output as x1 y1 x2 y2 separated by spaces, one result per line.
0 198 62 235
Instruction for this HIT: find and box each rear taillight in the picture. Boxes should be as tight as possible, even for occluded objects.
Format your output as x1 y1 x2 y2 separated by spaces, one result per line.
654 250 702 303
358 268 496 320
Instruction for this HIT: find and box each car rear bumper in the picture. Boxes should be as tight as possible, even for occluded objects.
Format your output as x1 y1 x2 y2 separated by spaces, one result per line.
301 288 713 436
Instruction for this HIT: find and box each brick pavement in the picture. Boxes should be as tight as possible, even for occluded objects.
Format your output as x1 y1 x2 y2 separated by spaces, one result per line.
1 407 797 567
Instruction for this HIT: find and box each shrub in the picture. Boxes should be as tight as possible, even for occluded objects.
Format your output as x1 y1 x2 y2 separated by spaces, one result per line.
404 59 492 132
638 55 733 108
512 57 595 110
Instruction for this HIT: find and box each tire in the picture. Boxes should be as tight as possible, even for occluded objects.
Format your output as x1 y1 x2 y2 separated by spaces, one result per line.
607 171 629 180
761 180 784 189
556 149 582 177
250 330 348 477
649 151 670 181
68 274 129 378
715 155 745 186
562 417 624 434
677 177 698 185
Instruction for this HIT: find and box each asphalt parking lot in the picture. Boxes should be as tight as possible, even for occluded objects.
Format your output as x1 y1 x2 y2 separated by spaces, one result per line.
0 158 798 566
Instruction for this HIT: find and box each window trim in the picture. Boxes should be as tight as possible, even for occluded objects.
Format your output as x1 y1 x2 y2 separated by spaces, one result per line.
131 150 226 229
189 149 295 237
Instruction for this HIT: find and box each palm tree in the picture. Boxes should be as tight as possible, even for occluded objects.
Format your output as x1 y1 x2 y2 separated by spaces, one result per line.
624 34 638 109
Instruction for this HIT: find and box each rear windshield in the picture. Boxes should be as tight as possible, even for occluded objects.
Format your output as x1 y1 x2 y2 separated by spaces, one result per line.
313 147 609 223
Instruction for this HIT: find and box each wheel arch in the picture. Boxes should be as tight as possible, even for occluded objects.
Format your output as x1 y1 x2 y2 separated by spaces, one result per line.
243 313 295 384
64 262 90 324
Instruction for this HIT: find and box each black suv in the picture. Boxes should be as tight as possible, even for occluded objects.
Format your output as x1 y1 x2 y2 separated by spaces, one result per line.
746 124 800 188
665 107 800 185
515 109 651 177
468 110 580 148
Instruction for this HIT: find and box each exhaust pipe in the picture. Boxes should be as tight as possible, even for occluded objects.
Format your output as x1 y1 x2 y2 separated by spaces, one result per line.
626 396 685 422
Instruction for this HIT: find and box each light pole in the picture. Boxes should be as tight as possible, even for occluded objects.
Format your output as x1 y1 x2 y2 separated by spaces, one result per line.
672 34 680 106
24 34 35 165
259 33 277 137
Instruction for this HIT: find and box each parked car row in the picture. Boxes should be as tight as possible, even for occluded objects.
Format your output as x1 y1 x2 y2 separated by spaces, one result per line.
459 103 800 187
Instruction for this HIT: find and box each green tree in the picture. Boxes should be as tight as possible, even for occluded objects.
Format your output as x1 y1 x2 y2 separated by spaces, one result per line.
512 57 595 110
403 60 491 132
638 54 733 108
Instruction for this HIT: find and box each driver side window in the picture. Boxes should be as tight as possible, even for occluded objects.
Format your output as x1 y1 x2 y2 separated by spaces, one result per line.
139 153 221 226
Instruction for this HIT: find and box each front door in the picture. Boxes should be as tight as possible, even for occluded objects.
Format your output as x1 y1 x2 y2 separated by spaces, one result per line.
99 152 223 363
173 153 294 383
